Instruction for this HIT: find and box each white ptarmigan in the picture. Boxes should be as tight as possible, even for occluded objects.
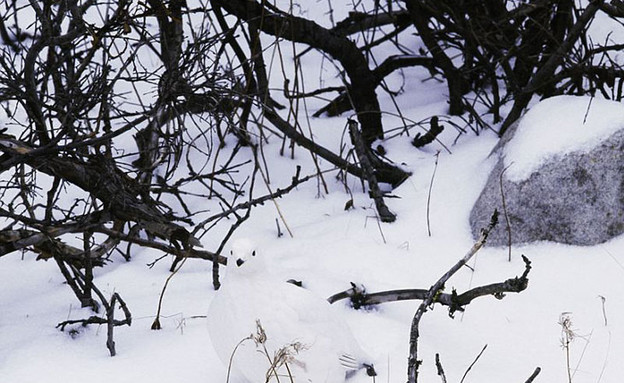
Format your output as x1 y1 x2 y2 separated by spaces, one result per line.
207 239 375 383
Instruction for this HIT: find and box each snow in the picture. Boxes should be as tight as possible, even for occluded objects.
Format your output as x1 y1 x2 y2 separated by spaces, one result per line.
2 2 624 383
503 95 624 181
3 122 623 382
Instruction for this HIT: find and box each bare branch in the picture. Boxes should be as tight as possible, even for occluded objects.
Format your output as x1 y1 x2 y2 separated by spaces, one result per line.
348 120 396 223
407 210 499 383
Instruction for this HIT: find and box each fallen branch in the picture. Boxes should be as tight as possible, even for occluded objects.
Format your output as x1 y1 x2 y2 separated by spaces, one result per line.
326 214 533 383
57 291 131 357
56 315 128 330
408 210 499 383
348 119 396 223
327 255 531 314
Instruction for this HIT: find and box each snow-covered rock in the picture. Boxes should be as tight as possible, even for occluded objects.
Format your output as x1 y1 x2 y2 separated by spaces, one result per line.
470 95 624 246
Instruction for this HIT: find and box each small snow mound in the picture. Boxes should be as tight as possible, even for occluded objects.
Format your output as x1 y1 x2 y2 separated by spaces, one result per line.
503 95 624 181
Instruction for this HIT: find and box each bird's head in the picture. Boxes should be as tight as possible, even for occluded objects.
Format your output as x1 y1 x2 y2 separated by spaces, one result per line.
227 239 264 276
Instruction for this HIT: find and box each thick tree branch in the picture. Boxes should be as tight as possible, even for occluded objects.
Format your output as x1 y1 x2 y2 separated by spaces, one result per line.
403 0 468 115
212 0 384 145
314 54 436 118
262 106 409 187
0 137 200 248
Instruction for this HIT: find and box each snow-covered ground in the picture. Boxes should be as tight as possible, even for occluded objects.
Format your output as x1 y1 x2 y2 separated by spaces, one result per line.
2 2 624 383
2 107 623 382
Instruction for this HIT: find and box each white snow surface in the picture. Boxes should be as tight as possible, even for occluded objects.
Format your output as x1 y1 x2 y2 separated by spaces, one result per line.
3 120 624 383
504 95 624 181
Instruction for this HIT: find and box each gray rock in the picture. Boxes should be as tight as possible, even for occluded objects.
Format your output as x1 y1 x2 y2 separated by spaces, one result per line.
470 125 624 246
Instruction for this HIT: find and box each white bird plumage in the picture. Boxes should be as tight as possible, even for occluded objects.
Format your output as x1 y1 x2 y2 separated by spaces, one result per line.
207 239 374 383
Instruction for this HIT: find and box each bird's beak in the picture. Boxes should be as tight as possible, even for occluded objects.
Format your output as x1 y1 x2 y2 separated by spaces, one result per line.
236 258 245 267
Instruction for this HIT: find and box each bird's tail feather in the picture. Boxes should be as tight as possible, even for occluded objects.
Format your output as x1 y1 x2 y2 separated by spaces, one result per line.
339 354 359 370
340 354 377 377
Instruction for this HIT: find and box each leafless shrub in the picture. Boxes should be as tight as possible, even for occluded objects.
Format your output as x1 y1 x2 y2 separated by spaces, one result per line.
0 0 619 363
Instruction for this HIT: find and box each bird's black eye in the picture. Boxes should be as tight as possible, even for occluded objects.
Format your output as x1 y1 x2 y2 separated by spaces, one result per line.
252 250 256 256
230 250 233 255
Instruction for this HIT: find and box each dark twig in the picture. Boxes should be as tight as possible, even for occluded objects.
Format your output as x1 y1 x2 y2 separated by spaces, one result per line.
598 295 608 326
524 367 542 383
413 116 444 148
196 166 321 227
152 247 191 330
426 151 440 237
107 292 131 356
56 291 131 357
348 119 396 223
435 353 447 383
56 315 129 331
459 344 488 383
275 218 283 238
